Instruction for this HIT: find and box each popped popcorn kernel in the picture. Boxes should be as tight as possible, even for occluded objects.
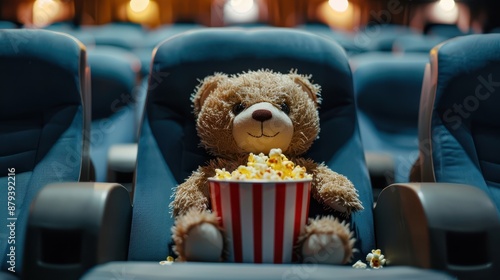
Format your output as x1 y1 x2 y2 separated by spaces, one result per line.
212 148 312 181
214 168 232 179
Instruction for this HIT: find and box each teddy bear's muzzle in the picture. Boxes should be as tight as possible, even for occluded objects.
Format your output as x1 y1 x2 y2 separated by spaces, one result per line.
232 102 294 154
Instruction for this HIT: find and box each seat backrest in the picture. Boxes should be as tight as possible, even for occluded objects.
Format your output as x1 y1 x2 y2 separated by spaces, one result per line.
418 34 500 212
43 23 96 47
0 21 17 29
425 24 474 39
82 22 145 50
354 24 417 52
129 28 374 262
351 52 428 182
87 46 140 182
297 23 366 56
134 23 205 77
0 29 90 274
392 34 447 54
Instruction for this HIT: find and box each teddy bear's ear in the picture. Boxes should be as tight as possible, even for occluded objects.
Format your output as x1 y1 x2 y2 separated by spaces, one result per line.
289 73 321 105
193 73 228 114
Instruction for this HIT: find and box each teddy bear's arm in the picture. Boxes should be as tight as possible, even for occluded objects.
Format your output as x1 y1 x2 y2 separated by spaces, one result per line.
170 158 244 217
294 158 363 215
170 167 212 217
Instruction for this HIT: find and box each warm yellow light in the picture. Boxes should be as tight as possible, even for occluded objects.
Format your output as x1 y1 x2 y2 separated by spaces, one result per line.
224 0 259 24
431 0 458 23
438 0 455 12
228 0 255 14
126 0 160 26
328 0 349 13
318 1 355 31
33 0 61 27
129 0 150 13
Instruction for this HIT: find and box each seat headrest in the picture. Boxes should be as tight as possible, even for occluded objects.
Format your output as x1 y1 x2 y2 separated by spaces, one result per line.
432 34 500 129
148 28 353 120
351 52 428 130
88 46 140 120
0 29 85 118
0 29 88 174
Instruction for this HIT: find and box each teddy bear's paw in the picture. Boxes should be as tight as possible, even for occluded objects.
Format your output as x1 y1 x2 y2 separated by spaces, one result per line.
184 222 224 262
301 233 346 265
317 176 364 215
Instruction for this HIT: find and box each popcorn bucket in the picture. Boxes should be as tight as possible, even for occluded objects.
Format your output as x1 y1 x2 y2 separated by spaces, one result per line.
209 179 312 263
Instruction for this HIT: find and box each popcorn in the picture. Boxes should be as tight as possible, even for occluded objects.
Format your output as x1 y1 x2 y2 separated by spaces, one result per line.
213 148 312 181
352 249 387 270
352 260 367 269
366 249 386 269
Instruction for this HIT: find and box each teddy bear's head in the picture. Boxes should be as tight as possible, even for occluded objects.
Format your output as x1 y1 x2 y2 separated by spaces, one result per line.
192 69 321 159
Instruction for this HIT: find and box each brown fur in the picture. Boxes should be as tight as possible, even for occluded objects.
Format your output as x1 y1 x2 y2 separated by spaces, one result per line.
170 69 363 263
192 70 320 159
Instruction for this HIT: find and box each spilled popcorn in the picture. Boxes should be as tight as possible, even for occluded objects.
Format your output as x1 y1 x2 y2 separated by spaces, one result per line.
213 148 312 180
352 249 387 269
352 260 367 269
367 249 386 269
159 256 175 265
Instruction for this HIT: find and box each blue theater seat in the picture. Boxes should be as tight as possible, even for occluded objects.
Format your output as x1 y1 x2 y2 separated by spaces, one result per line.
43 22 96 47
127 27 374 263
297 22 366 56
0 21 18 29
0 29 91 276
82 22 145 50
413 34 500 209
81 28 454 280
376 34 500 280
392 34 447 54
351 52 428 187
86 46 141 182
354 24 417 52
135 23 204 77
424 24 474 39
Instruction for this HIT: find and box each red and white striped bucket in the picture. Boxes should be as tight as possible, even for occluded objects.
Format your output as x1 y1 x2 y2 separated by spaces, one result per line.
209 179 311 263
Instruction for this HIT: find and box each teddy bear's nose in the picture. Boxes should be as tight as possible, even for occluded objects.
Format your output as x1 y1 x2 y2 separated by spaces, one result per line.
252 109 273 122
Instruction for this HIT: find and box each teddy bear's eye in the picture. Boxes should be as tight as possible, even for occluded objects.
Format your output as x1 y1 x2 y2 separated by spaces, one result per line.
280 102 290 115
232 103 246 115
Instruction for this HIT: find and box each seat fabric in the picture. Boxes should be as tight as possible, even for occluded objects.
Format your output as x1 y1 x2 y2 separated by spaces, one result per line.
87 46 140 182
351 52 428 182
420 34 500 212
0 29 90 274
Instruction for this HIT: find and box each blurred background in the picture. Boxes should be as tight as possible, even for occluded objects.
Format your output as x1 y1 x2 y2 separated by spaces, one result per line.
0 0 499 32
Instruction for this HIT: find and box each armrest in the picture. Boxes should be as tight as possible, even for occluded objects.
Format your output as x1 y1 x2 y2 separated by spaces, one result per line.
22 182 132 280
364 151 395 178
82 262 455 280
374 183 500 279
107 144 138 173
364 152 395 194
106 144 138 186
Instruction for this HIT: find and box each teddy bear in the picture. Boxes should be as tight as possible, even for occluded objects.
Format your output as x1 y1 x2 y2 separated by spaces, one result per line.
170 69 363 264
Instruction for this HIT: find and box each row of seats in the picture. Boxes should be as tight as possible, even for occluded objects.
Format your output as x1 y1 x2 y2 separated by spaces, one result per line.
0 21 475 188
351 52 427 188
1 28 499 280
1 21 437 188
87 46 141 182
35 22 475 188
0 21 480 69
